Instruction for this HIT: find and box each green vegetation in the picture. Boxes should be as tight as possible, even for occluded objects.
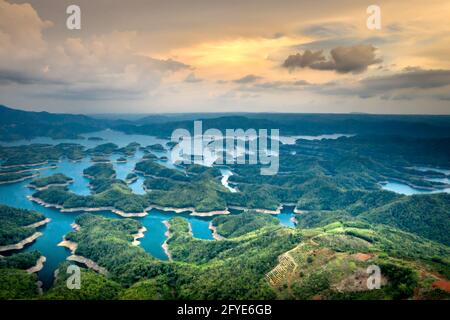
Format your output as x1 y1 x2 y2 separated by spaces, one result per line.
0 143 86 166
119 277 174 300
33 183 148 213
360 193 450 245
29 173 72 188
0 205 46 246
125 173 138 183
83 163 115 180
147 143 165 151
2 107 450 300
136 160 188 181
44 263 122 300
63 214 165 286
118 142 140 156
0 171 37 184
87 137 104 141
0 251 41 270
0 269 38 299
87 143 118 155
0 105 105 141
212 211 279 237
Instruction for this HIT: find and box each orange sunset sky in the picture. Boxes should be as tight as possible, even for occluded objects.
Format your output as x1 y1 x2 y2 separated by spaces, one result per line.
1 0 450 114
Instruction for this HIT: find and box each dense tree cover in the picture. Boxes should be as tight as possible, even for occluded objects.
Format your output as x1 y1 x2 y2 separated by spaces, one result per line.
212 211 279 238
0 143 86 166
0 105 106 141
33 183 148 213
29 173 72 188
135 160 189 181
125 173 138 183
87 143 119 155
87 137 104 141
0 171 37 183
83 163 116 180
117 142 140 156
147 144 165 151
0 269 38 299
0 205 46 246
115 114 450 139
165 216 302 299
144 176 180 191
0 251 41 270
360 193 450 245
43 263 122 300
149 177 227 212
118 276 175 300
63 214 169 286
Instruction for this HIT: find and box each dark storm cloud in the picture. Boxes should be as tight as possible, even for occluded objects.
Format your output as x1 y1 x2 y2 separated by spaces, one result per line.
233 74 262 84
282 44 382 74
360 69 450 90
282 50 326 69
0 69 64 85
315 68 450 100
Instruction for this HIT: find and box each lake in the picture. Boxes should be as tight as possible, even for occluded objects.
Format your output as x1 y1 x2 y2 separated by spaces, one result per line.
0 130 297 289
381 181 450 195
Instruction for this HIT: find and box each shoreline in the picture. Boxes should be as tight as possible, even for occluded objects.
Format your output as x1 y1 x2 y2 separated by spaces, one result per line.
0 232 43 252
25 217 51 229
67 255 108 275
58 239 78 253
0 172 40 185
379 178 445 192
161 220 173 261
228 205 283 214
149 204 229 216
0 165 57 176
27 196 148 217
27 256 46 274
27 180 73 191
132 227 147 246
0 161 49 169
27 195 305 219
208 223 224 240
125 176 138 184
58 229 108 275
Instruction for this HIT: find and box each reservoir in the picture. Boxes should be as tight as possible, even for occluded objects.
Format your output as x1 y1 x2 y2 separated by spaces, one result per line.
0 130 298 288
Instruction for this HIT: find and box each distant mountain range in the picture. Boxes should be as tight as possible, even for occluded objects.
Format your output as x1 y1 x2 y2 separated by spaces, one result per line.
1 104 450 141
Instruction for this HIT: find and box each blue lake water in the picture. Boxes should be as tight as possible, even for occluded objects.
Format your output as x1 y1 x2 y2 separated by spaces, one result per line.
0 130 297 289
381 181 450 195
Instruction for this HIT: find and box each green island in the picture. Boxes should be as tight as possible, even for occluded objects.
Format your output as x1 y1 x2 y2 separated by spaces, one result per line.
0 143 86 166
0 205 47 248
0 107 450 301
28 173 73 189
14 212 447 300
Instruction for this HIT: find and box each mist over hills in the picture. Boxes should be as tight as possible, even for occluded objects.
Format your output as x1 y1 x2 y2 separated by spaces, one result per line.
1 104 450 141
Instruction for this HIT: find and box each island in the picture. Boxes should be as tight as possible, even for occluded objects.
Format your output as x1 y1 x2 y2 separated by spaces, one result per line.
28 173 73 190
0 205 49 252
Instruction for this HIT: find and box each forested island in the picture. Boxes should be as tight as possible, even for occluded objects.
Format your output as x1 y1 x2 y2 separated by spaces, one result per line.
0 106 449 300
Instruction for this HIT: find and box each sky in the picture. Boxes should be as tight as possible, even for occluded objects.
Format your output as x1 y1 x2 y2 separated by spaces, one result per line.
1 0 450 114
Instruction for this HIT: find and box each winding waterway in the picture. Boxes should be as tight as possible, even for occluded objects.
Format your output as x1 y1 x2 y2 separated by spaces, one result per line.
0 130 297 289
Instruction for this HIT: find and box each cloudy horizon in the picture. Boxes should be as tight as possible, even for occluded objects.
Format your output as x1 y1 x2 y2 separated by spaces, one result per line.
1 0 450 114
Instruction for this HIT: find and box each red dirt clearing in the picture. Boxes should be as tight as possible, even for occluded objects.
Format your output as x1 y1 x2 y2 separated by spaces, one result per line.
353 253 372 262
432 280 450 292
